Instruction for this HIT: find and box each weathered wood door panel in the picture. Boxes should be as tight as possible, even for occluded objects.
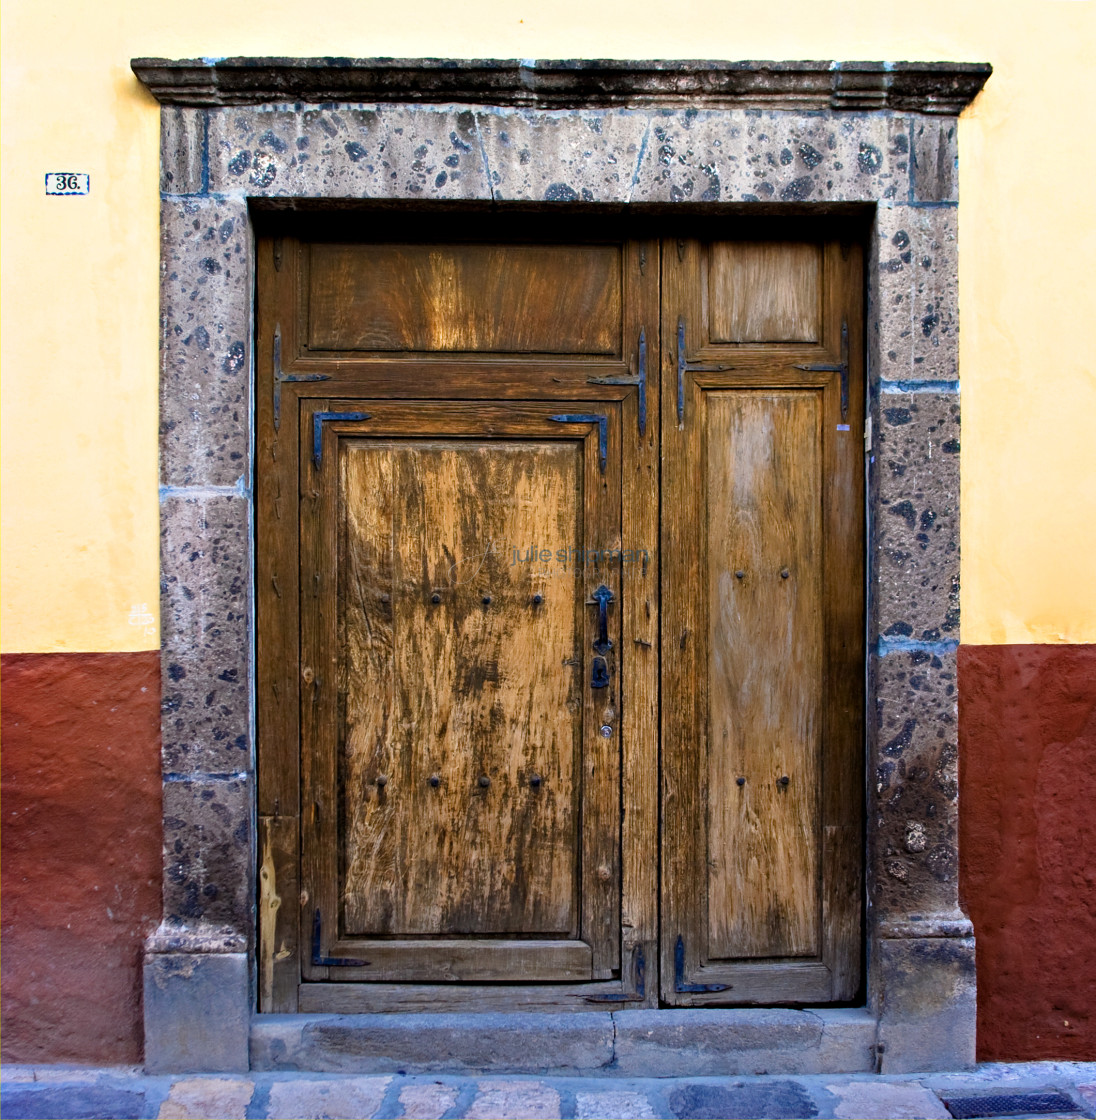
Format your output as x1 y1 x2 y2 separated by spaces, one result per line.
256 224 862 1013
307 242 623 354
339 440 583 939
301 402 622 983
257 230 660 1011
661 239 864 1005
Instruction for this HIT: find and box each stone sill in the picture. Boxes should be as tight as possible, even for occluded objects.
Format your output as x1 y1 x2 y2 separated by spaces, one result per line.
249 1007 878 1077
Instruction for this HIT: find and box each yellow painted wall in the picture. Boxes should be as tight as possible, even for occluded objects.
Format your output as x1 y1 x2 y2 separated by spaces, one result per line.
2 0 1094 652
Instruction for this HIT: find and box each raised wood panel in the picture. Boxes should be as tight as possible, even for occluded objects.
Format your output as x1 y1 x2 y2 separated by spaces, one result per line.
339 440 583 937
706 390 822 960
308 243 622 354
299 401 624 986
661 237 864 1006
708 242 821 343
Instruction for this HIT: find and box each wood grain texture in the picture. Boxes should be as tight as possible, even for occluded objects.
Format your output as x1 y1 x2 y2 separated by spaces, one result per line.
261 227 659 1006
305 940 594 983
258 225 862 1011
659 238 708 1001
708 242 821 344
259 815 299 1011
706 390 822 960
298 401 624 986
661 236 864 1005
298 982 630 1014
818 241 865 1002
308 243 622 355
255 237 303 1011
339 440 583 937
617 238 661 1004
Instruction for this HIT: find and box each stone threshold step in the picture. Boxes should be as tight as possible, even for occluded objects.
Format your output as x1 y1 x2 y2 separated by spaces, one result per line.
251 1007 878 1077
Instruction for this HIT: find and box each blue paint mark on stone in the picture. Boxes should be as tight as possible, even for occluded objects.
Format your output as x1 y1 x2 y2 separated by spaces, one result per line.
877 635 959 656
880 380 959 393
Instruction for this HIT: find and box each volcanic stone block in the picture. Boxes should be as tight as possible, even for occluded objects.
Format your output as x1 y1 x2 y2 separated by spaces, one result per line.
872 648 961 920
160 492 251 774
160 196 252 488
207 105 492 200
872 392 961 642
161 776 253 930
872 204 959 384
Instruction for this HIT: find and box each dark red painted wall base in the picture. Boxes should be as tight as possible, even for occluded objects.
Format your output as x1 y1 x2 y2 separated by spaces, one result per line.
2 645 1093 1063
960 643 1096 1061
1 652 162 1065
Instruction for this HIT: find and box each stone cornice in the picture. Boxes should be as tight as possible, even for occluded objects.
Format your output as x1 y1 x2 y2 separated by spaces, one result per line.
131 58 991 115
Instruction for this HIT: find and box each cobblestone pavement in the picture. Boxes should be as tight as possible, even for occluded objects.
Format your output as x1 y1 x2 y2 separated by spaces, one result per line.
2 1062 1093 1120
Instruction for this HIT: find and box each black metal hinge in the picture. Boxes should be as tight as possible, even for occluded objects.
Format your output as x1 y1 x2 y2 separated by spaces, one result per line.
312 411 370 467
674 935 730 993
587 329 647 436
585 946 646 1003
549 413 608 473
674 319 738 427
795 318 850 421
311 909 370 968
677 319 686 423
272 324 330 431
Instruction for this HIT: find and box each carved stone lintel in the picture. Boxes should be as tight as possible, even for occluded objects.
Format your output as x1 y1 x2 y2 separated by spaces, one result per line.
132 57 991 115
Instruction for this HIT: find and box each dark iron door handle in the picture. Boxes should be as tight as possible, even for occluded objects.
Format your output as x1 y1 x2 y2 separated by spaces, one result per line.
589 584 613 655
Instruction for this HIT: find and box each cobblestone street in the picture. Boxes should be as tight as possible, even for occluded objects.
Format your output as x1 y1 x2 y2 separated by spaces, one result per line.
3 1062 1094 1119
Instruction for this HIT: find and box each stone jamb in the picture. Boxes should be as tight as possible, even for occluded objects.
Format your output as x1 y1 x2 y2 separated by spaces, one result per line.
137 58 988 1075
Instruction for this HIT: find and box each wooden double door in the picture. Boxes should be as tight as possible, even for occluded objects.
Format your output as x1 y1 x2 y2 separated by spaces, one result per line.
256 216 864 1013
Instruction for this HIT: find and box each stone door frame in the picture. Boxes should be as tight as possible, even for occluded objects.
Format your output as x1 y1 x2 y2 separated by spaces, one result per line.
134 57 990 1074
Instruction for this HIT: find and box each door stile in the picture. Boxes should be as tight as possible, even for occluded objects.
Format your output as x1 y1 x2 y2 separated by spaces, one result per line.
298 396 343 983
819 241 865 1001
617 237 661 1005
659 239 710 999
256 236 305 1010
